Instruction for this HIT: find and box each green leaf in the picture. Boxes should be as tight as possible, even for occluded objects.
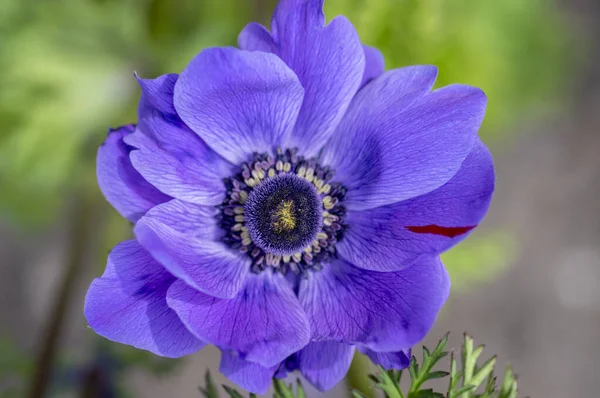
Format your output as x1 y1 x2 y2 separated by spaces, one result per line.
452 385 477 396
425 371 450 381
353 389 370 398
422 346 431 364
222 385 245 398
198 371 219 398
412 389 445 398
470 356 497 388
273 379 295 398
295 379 306 398
498 366 519 398
377 367 404 398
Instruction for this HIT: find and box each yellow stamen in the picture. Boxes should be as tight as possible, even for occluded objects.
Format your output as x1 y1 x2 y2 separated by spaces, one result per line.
273 200 297 233
305 168 314 181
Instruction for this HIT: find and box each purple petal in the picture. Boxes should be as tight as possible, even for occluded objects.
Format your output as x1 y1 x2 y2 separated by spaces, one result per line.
220 350 278 394
358 347 411 370
322 68 487 211
84 240 205 358
124 74 235 206
96 125 170 222
297 341 355 391
299 257 450 352
360 45 385 89
270 1 365 156
167 271 310 367
238 22 276 52
173 47 304 164
338 140 495 272
134 199 250 299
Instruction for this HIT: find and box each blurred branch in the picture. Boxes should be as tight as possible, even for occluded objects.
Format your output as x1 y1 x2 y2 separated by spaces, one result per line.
26 192 105 398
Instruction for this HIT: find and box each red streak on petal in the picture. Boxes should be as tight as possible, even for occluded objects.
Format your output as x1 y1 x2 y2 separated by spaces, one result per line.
405 224 476 238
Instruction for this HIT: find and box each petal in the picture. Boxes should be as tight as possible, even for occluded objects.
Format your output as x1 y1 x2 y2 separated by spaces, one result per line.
297 341 355 391
96 125 170 222
124 74 235 206
134 199 250 299
84 240 205 358
299 257 450 352
360 45 385 89
338 140 495 272
220 350 277 395
167 271 311 367
173 47 304 164
322 68 487 211
358 347 411 370
238 22 276 52
271 1 365 156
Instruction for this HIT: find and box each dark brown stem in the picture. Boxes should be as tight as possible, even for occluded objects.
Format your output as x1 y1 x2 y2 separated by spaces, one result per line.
26 193 102 398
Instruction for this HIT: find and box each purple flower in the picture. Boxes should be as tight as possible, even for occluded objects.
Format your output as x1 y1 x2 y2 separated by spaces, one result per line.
84 0 494 393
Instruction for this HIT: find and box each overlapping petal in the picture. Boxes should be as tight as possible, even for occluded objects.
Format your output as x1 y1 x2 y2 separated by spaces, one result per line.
299 257 450 352
124 74 235 206
239 0 365 157
134 199 250 299
360 45 385 89
173 47 304 164
167 271 310 367
220 350 278 394
338 140 495 271
238 22 276 53
297 341 355 391
322 67 487 211
84 240 204 358
96 125 170 222
358 347 411 370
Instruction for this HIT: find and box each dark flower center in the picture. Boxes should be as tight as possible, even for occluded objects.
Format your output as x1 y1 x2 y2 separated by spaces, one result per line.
244 174 322 256
219 148 347 275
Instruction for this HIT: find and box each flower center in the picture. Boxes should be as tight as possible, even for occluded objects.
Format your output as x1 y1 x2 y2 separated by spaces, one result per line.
219 148 347 275
244 174 322 256
273 200 296 233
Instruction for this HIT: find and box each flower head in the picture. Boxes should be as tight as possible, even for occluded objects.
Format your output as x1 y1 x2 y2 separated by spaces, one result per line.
85 0 494 393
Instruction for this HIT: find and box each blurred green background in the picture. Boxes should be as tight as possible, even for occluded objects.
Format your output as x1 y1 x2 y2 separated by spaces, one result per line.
0 0 592 397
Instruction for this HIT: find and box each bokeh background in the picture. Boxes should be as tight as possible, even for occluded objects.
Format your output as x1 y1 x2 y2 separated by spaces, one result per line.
0 0 598 397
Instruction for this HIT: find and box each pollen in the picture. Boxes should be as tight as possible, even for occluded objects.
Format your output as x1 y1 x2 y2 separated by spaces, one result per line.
272 200 297 233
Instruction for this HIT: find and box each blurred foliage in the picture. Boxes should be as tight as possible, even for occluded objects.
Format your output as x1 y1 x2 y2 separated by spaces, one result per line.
326 0 572 137
21 339 184 397
0 337 31 397
442 231 517 291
